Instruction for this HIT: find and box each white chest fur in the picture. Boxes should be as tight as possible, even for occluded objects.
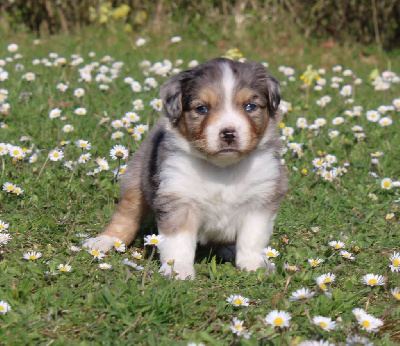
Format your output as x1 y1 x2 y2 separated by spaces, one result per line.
158 149 280 244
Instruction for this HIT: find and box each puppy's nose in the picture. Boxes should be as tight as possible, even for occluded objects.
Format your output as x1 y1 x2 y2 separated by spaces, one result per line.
220 128 237 144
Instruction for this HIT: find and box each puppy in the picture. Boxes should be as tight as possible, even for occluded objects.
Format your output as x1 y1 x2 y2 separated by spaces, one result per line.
83 57 288 279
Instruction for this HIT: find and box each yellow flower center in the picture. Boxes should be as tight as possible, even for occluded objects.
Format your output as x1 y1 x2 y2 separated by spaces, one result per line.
312 261 318 266
274 317 284 325
0 306 4 311
7 186 14 191
319 322 328 329
363 320 370 328
384 181 391 188
323 278 332 283
368 279 377 285
319 283 327 290
334 244 341 248
92 250 100 256
60 266 68 271
29 255 37 260
54 153 59 157
267 252 274 257
115 242 120 247
235 324 242 330
393 259 399 267
394 293 400 300
234 299 243 305
13 150 19 155
150 239 158 244
81 143 87 147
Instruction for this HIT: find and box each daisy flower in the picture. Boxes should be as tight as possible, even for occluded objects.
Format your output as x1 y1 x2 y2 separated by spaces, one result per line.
132 251 142 260
75 139 91 150
109 145 128 160
386 213 395 220
226 294 250 307
362 273 385 286
112 238 126 252
88 249 106 260
48 149 64 162
328 240 345 249
340 250 355 260
357 312 383 333
58 264 72 272
70 246 81 252
131 82 142 92
0 300 11 314
3 182 16 193
74 88 85 97
366 110 380 122
312 316 337 331
7 43 18 52
391 287 400 300
289 287 315 301
309 258 324 267
74 107 87 116
170 36 182 43
389 252 400 272
23 251 42 260
62 124 74 133
379 117 392 127
78 153 91 164
111 131 124 139
49 108 61 119
122 258 144 270
263 246 279 258
8 145 25 159
0 232 12 244
368 193 378 201
99 263 112 270
56 83 69 92
13 186 23 195
316 273 336 284
0 220 9 231
229 317 250 338
284 262 299 273
144 234 164 246
265 310 291 328
381 178 393 190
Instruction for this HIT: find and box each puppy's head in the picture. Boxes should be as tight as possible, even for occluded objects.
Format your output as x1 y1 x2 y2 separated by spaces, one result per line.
160 58 281 166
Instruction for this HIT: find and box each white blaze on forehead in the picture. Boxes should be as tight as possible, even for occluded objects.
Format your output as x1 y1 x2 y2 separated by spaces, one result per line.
205 63 250 151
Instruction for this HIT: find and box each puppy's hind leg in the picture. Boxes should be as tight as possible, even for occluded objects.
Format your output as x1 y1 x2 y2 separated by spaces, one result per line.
83 184 147 253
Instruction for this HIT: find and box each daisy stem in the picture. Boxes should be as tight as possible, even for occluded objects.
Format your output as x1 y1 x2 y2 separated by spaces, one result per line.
141 245 156 291
365 287 373 311
37 155 49 180
1 156 4 177
68 161 78 185
112 158 121 184
281 275 292 298
384 127 391 151
286 176 302 196
381 303 395 320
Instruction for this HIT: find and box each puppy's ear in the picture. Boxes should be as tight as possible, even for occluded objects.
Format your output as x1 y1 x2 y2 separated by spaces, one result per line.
160 71 192 125
265 72 281 117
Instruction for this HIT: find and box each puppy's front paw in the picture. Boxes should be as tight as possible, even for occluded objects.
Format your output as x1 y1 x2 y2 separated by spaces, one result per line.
236 254 267 273
82 235 114 253
159 262 195 280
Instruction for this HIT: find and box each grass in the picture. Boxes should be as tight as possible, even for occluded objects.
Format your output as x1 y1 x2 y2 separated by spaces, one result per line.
0 21 399 344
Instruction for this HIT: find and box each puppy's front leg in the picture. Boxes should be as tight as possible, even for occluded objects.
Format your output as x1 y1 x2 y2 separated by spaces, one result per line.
157 207 198 280
236 209 277 272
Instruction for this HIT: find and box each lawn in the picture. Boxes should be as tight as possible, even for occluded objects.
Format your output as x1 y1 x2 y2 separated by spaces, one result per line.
0 24 399 345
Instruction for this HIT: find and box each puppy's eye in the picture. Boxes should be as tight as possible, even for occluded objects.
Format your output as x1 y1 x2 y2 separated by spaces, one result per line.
245 103 257 111
195 105 208 114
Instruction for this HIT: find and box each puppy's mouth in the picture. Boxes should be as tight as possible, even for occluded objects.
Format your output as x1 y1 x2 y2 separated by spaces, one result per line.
217 149 240 154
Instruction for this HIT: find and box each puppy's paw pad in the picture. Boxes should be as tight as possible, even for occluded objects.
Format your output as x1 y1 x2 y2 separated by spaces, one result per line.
159 262 195 280
81 235 114 253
